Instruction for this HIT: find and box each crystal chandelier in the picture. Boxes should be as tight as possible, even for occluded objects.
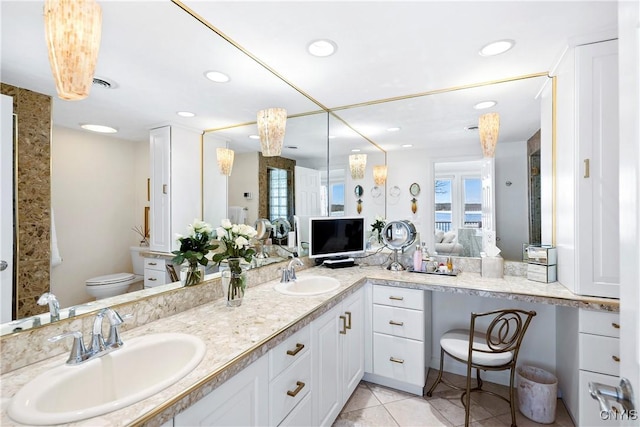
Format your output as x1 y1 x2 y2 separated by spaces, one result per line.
257 108 287 157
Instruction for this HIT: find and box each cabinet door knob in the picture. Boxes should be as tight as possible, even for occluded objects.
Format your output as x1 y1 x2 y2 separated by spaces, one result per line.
390 357 405 364
612 355 620 362
389 296 404 301
611 322 620 329
339 315 347 334
345 311 352 330
389 320 404 326
286 381 305 397
286 343 305 356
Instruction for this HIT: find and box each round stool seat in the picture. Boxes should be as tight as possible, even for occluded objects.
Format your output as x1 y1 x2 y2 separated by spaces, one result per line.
440 329 514 367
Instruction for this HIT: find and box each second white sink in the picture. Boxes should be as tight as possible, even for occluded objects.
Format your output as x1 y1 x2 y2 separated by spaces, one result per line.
8 332 206 425
274 275 341 296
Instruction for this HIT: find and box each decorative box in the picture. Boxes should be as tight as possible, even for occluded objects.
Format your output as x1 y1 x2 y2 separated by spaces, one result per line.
527 264 557 283
527 246 558 266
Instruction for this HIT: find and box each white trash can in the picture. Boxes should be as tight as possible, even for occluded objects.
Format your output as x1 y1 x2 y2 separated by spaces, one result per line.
516 365 558 424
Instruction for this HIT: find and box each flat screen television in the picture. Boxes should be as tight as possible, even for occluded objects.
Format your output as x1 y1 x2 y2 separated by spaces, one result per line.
308 216 366 259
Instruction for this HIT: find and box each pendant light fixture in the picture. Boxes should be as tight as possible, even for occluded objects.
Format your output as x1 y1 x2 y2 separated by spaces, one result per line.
44 0 102 101
257 108 287 157
349 154 367 180
373 165 387 185
216 148 235 176
478 112 500 157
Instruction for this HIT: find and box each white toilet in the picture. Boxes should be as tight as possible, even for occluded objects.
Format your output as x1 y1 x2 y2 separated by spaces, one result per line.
85 246 145 299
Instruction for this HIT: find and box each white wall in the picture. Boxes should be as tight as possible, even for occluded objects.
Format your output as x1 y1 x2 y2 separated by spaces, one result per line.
228 152 259 225
495 140 529 260
51 126 147 307
342 151 386 233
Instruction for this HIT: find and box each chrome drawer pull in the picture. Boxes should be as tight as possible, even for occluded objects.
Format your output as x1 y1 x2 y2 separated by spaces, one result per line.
389 296 404 301
390 357 404 364
389 320 404 326
287 381 305 397
148 278 157 281
286 343 305 356
345 311 352 330
611 322 620 329
339 315 347 334
612 355 620 362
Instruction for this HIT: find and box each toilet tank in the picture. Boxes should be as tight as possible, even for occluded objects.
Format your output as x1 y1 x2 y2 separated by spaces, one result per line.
130 246 147 275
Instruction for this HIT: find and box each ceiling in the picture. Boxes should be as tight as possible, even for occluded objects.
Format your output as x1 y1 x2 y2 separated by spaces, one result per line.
0 0 618 160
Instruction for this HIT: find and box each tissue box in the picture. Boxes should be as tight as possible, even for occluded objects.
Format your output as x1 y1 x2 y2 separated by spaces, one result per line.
527 264 557 283
527 246 557 266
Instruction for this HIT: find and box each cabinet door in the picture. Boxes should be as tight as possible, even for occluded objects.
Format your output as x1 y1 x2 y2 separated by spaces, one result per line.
174 355 268 426
576 39 620 298
149 127 171 252
342 290 364 400
312 304 342 427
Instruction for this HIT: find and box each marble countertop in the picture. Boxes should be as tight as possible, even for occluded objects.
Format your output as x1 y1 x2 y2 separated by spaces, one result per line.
0 265 618 427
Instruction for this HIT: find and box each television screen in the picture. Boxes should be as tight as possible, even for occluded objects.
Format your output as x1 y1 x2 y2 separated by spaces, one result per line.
308 216 366 259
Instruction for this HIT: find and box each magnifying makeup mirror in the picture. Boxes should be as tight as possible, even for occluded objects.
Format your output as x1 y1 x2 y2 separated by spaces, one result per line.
254 219 272 259
382 220 417 271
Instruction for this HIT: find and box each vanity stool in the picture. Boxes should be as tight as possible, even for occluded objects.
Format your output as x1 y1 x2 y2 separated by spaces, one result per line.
425 308 537 427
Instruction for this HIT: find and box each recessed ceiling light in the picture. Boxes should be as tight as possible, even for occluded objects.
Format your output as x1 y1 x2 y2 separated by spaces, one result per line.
249 134 260 140
473 101 497 110
307 39 338 57
204 70 230 83
401 144 413 148
177 111 195 118
351 148 361 152
80 124 118 134
479 39 515 57
387 127 401 132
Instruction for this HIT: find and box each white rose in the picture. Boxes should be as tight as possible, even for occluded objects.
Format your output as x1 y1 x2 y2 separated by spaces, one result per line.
216 227 227 239
174 233 184 242
186 224 195 236
231 224 239 234
202 222 214 234
221 219 232 229
235 236 249 248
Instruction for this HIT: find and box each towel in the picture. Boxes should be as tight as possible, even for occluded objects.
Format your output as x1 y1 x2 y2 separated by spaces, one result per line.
50 209 62 268
228 206 247 225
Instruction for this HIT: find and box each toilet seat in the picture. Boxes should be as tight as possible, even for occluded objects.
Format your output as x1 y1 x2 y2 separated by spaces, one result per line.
86 272 136 286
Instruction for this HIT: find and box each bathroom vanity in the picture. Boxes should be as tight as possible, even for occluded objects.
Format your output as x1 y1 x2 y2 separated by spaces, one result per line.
0 260 618 426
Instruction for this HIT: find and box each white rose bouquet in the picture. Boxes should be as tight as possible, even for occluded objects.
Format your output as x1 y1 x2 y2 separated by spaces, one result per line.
172 220 218 286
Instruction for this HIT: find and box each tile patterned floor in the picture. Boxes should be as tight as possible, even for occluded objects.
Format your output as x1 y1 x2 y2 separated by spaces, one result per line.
333 370 575 427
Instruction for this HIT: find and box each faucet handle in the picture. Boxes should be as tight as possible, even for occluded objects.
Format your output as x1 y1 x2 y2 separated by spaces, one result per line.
49 331 87 365
105 312 129 349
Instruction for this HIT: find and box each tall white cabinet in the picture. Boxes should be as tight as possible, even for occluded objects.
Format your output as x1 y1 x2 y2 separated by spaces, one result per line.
149 125 201 253
556 38 619 299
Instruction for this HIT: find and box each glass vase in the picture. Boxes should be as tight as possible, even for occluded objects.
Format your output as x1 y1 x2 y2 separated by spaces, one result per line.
221 258 247 307
180 263 205 287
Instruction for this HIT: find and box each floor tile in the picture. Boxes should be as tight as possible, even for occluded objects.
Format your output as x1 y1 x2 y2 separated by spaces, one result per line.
365 382 416 404
427 396 494 426
384 397 454 427
342 383 382 413
333 405 399 427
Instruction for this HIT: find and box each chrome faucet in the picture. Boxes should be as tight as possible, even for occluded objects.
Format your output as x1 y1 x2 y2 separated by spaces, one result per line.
280 257 304 283
37 292 60 322
49 307 125 365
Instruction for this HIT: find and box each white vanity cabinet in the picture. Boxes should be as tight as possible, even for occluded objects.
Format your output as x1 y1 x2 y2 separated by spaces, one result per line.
364 285 431 395
149 125 201 253
312 289 364 426
174 354 269 426
555 38 620 298
143 257 169 287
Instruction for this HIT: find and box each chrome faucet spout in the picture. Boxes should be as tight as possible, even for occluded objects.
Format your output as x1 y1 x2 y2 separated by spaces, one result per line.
37 292 60 322
281 257 304 282
91 308 124 352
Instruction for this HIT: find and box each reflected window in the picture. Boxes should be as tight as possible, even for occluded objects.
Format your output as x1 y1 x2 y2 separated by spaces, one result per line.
268 168 288 222
435 179 452 232
463 178 482 228
330 183 344 216
435 175 482 232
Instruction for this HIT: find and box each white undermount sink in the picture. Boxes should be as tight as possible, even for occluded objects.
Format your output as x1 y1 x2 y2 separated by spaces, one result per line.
8 332 206 425
274 275 341 296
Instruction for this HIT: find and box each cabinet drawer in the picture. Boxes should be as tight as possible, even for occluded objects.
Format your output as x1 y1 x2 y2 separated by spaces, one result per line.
269 352 311 426
372 285 424 311
279 392 312 427
372 305 424 341
372 333 425 387
579 334 620 376
579 370 622 426
144 269 166 287
144 257 167 271
269 325 311 380
579 309 620 337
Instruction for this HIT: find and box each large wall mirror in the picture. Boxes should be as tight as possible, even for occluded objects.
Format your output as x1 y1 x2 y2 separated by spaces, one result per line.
1 0 552 335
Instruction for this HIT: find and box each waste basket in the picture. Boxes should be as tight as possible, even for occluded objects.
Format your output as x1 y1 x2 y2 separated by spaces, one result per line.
516 365 558 424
